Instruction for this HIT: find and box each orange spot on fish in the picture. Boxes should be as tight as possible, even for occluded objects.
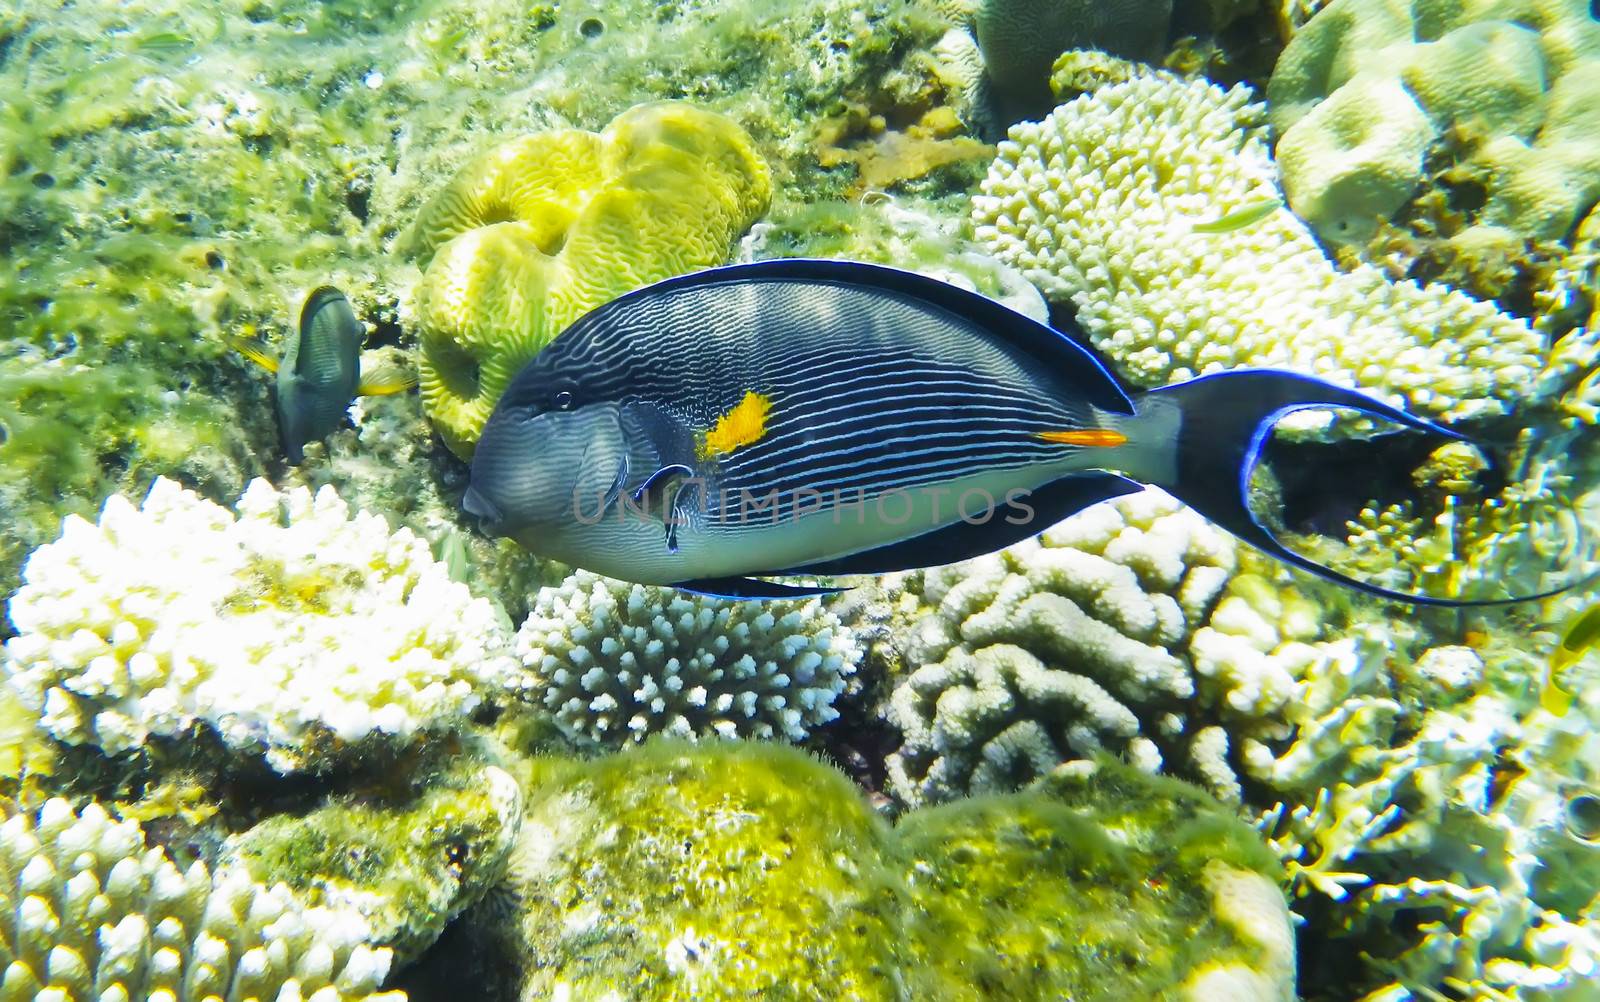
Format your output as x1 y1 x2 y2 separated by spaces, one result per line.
1037 428 1128 447
698 390 772 459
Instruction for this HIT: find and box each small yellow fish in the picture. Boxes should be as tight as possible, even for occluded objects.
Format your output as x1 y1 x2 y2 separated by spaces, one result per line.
1543 603 1600 715
1191 198 1282 234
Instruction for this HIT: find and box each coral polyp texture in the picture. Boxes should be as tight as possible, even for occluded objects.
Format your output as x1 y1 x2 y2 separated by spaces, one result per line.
1268 0 1600 244
510 571 860 747
884 487 1348 807
0 798 401 1002
479 740 1294 1001
969 63 1549 434
407 102 772 455
1 477 514 772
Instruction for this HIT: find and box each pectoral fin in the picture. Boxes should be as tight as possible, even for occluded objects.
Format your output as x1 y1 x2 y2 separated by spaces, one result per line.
356 360 418 396
633 464 694 553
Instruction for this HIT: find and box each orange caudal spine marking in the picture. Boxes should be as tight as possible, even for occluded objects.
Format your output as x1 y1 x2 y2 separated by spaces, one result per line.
1037 429 1129 447
697 390 773 460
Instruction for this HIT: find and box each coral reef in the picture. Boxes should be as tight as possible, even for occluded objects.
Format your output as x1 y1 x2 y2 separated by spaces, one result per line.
0 797 401 1002
1 477 514 773
971 62 1549 435
883 487 1348 807
1268 0 1600 245
473 740 1293 1001
510 571 860 747
1254 628 1600 999
405 102 772 454
0 0 949 600
222 761 522 965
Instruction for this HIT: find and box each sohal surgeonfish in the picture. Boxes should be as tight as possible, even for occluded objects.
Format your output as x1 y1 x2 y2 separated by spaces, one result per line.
229 286 415 464
464 259 1576 603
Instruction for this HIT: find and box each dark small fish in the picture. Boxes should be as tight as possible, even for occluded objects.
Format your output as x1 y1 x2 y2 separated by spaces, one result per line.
463 259 1575 605
229 287 414 464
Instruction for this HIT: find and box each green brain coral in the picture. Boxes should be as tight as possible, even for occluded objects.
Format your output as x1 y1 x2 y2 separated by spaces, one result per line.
472 740 1293 1001
407 101 772 455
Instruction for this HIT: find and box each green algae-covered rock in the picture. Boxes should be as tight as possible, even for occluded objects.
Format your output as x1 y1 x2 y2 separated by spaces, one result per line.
487 740 1293 1000
900 761 1296 1001
503 740 911 999
223 759 523 966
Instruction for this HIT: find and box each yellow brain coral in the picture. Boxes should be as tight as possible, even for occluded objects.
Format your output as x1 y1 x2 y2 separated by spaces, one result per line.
407 102 772 455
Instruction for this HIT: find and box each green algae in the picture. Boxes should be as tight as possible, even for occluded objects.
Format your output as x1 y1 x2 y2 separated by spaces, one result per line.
225 757 521 965
478 741 1290 1001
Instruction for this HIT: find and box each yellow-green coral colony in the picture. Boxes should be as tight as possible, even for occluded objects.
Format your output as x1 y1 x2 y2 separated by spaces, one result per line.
406 102 772 456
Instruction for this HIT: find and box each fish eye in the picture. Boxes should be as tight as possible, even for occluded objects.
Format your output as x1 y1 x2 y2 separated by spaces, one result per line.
553 390 575 410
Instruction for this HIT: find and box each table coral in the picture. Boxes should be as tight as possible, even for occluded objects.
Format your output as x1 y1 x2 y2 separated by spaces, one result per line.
1268 0 1600 244
1 477 515 773
883 487 1348 807
970 62 1548 434
0 797 401 1002
467 740 1293 1001
510 570 860 747
405 102 771 455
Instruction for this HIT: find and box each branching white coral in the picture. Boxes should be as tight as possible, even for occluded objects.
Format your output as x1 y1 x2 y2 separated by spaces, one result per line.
1 477 515 772
970 65 1548 435
0 798 402 1002
512 571 861 747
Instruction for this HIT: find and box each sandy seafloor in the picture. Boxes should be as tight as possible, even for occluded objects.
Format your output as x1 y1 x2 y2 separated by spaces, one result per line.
2 0 1600 999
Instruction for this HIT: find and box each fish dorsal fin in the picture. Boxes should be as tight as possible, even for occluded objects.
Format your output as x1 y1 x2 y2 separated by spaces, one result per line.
568 259 1136 415
784 471 1143 577
224 332 280 374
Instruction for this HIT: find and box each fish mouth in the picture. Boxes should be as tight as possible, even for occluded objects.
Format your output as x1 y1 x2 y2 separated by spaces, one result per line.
462 485 504 534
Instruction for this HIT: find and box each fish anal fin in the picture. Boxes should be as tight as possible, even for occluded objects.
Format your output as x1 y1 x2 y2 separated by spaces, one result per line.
673 576 847 600
224 332 279 374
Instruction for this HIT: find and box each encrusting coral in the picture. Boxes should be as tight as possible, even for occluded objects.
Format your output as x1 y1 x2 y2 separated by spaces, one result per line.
221 761 523 966
471 739 1294 1001
970 58 1550 435
509 571 860 747
405 102 772 455
0 797 401 1002
1 477 515 773
1268 0 1600 245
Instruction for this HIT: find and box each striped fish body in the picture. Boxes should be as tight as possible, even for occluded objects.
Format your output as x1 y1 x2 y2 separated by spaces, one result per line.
278 286 363 463
467 260 1174 588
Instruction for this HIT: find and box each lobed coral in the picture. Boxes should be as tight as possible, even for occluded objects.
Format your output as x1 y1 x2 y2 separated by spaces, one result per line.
0 797 401 1002
934 0 1173 120
510 571 860 747
405 101 771 455
473 739 1294 1001
970 62 1549 435
884 487 1348 807
1 477 514 773
1268 0 1600 245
